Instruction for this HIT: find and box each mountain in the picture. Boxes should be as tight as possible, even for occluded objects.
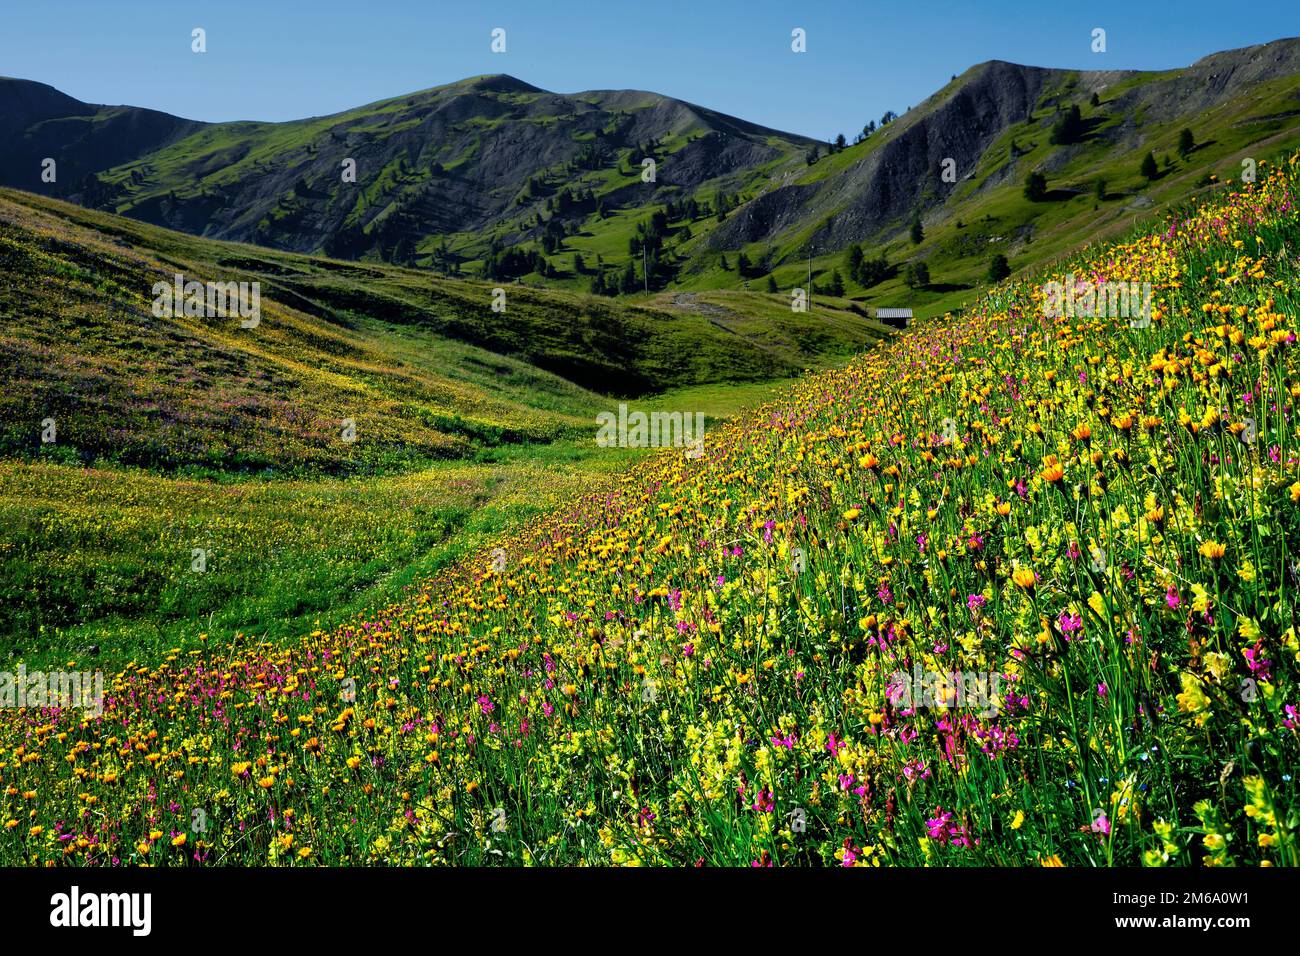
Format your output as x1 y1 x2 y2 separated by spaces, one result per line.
0 72 814 263
0 77 202 197
716 39 1300 253
4 37 1300 316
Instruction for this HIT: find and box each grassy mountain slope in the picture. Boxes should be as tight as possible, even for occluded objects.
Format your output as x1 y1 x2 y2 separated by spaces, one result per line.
1 73 814 263
0 187 887 658
2 152 1296 867
0 187 890 474
0 77 203 197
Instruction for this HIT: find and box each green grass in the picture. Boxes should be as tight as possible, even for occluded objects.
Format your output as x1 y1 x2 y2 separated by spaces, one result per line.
0 187 887 474
3 156 1297 867
0 187 889 673
0 453 595 670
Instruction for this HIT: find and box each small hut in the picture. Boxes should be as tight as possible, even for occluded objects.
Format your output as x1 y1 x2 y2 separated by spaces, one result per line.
874 307 912 330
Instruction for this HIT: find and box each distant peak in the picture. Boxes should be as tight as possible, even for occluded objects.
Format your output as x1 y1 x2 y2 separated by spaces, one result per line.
466 74 543 94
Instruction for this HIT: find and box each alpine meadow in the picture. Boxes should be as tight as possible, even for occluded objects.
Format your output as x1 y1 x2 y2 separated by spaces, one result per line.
1 4 1299 905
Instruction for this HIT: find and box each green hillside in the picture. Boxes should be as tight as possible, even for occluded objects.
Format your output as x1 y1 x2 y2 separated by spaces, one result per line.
0 188 887 662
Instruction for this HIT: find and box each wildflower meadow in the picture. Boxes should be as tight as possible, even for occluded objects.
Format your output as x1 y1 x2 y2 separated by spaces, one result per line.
3 154 1298 869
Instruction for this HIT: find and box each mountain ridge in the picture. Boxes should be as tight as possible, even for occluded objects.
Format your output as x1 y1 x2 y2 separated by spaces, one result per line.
2 36 1300 316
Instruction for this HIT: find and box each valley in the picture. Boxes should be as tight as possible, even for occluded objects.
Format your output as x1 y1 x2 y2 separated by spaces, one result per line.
0 23 1298 873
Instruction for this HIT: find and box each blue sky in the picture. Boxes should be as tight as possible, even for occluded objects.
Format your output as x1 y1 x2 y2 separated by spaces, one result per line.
2 1 1296 139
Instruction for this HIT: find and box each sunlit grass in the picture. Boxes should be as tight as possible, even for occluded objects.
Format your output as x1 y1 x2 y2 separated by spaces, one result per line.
1 157 1297 867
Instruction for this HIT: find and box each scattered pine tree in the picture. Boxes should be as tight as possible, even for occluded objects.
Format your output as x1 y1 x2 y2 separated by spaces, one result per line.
1024 170 1048 202
1141 151 1159 181
987 253 1011 282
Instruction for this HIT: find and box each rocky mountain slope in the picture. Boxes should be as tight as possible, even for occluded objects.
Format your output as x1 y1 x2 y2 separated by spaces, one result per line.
0 73 812 256
721 37 1300 254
